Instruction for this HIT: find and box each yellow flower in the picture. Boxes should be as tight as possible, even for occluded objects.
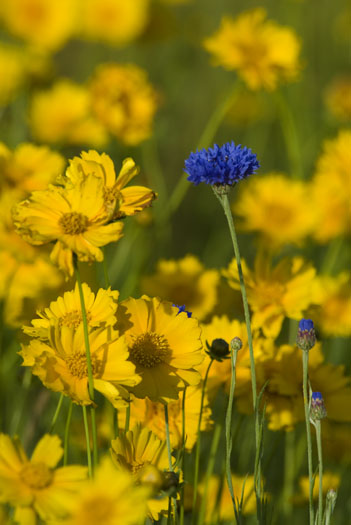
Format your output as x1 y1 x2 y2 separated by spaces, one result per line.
0 434 87 523
296 472 340 502
0 142 64 195
203 8 301 91
310 130 351 243
0 44 26 105
309 272 351 337
89 63 158 145
322 420 351 464
13 172 124 276
233 173 316 247
111 425 170 520
20 323 140 407
23 283 119 340
30 80 107 147
223 252 317 338
116 295 203 402
141 255 220 321
123 386 212 451
325 75 351 121
51 456 149 525
65 150 156 220
80 0 150 46
0 0 77 52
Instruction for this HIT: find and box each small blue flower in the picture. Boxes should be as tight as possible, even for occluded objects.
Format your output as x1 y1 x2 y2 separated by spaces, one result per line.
310 391 327 420
184 141 260 187
173 304 192 318
298 319 314 331
296 318 316 351
311 392 323 401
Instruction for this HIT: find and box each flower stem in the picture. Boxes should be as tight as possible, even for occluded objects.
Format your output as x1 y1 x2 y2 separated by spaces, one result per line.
164 404 177 525
125 402 130 432
179 387 187 525
218 192 260 496
63 401 73 466
191 359 213 525
49 393 64 433
225 346 239 517
82 405 92 478
74 259 98 471
302 350 314 524
315 420 324 525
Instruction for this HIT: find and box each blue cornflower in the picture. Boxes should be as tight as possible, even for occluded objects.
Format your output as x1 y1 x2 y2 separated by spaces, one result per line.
298 319 314 331
296 318 316 351
184 141 260 187
173 304 192 318
310 391 327 420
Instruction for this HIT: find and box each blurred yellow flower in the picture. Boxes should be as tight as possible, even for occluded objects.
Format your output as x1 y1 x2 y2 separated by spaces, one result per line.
116 296 203 402
0 45 26 106
322 420 351 464
89 63 158 145
204 8 301 91
80 0 150 46
0 142 64 195
13 172 124 276
325 75 351 121
0 433 87 523
310 272 351 337
124 385 212 451
65 150 156 220
20 323 140 407
111 425 170 520
30 80 107 147
141 255 220 320
234 173 316 247
310 130 351 243
296 471 340 502
53 456 149 525
1 0 77 52
223 252 317 338
23 282 119 340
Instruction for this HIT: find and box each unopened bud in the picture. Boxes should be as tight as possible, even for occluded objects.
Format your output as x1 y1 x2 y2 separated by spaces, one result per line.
310 392 327 420
205 338 230 361
230 337 243 352
296 319 316 351
161 471 180 498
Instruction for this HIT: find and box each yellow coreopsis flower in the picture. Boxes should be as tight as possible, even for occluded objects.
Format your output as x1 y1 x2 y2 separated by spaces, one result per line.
233 173 316 247
80 0 150 46
223 253 318 338
141 255 220 321
111 426 171 520
13 172 124 276
23 283 119 340
1 0 77 52
65 150 156 220
0 434 87 524
30 80 107 147
203 8 301 91
89 63 158 145
116 296 203 402
50 457 149 525
20 323 140 407
310 130 351 243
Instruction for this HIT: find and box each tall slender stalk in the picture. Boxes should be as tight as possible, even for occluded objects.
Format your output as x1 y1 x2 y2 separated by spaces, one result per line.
315 420 324 525
63 401 73 466
179 387 187 525
164 404 177 525
191 359 213 524
49 393 64 433
82 405 92 478
302 351 314 524
74 260 98 471
225 346 239 517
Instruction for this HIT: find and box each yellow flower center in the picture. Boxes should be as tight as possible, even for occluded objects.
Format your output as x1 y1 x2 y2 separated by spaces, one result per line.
59 212 89 235
20 462 53 490
59 310 92 329
66 352 98 379
129 332 170 368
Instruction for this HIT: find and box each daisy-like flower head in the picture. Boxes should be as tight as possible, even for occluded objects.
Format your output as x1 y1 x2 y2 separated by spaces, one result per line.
185 142 259 187
52 456 149 525
65 150 156 220
20 323 140 407
13 171 124 276
0 434 87 524
23 283 119 340
116 295 204 402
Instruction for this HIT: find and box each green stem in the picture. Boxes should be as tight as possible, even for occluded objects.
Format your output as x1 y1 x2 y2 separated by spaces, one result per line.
218 193 261 497
63 401 73 466
82 405 92 478
49 393 64 433
197 421 222 525
302 350 314 524
225 347 239 517
125 402 130 432
275 91 302 180
74 260 98 471
164 404 177 525
179 387 187 525
315 421 323 525
191 359 213 525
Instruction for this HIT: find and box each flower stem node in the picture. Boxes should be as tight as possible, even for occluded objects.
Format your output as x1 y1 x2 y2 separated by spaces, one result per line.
310 392 327 421
205 338 230 362
230 336 243 353
296 318 316 352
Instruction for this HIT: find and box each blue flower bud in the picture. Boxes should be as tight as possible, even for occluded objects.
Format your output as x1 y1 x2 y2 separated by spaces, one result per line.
310 391 327 420
296 318 316 351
